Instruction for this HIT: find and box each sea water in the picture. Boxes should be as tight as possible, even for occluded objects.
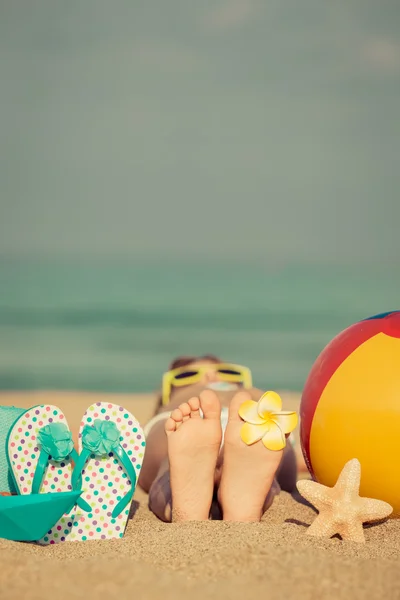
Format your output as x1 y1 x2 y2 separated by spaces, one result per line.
0 259 398 393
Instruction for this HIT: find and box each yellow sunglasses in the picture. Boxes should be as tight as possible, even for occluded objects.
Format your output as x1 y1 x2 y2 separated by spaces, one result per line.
161 363 253 406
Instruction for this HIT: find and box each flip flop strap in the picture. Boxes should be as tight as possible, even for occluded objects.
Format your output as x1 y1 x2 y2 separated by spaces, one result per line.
32 448 90 513
70 449 94 513
111 445 137 518
71 444 137 519
32 421 86 506
32 449 51 495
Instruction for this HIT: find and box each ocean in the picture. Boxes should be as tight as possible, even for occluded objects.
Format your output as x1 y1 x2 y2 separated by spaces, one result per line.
0 259 398 394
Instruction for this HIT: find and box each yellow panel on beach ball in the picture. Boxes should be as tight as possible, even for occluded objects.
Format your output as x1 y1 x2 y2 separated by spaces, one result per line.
309 333 400 514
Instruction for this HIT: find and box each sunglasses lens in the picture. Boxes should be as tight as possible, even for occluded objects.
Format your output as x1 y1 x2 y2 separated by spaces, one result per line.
174 370 199 380
217 369 242 376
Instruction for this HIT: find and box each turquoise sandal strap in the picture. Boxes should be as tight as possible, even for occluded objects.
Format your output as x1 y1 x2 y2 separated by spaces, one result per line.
32 421 84 506
32 449 51 494
71 448 90 491
111 445 137 519
70 448 92 513
73 417 139 518
71 443 137 519
32 447 86 512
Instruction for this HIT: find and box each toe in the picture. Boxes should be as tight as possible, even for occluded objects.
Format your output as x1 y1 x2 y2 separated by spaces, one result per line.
171 408 184 429
199 390 221 420
179 402 191 422
187 396 201 417
165 417 177 435
229 391 253 422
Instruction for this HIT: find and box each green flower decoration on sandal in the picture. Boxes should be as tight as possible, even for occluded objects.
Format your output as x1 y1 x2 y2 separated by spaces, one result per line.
81 420 120 456
37 422 74 461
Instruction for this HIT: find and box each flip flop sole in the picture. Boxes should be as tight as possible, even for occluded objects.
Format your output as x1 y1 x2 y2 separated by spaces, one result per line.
6 405 79 545
68 402 145 542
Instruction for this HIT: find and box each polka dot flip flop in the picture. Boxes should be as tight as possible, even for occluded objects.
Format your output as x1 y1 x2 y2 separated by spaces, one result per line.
6 404 87 545
68 402 145 542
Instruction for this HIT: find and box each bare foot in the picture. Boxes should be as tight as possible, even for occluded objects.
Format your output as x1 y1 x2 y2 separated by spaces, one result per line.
219 391 284 522
165 390 222 521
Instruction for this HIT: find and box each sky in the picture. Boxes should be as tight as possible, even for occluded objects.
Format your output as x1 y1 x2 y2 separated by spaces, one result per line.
1 0 399 264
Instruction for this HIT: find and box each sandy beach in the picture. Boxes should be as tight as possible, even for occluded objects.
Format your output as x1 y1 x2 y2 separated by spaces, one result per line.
1 391 400 600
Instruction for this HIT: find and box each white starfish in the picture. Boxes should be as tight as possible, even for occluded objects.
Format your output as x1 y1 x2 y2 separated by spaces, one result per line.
297 459 393 543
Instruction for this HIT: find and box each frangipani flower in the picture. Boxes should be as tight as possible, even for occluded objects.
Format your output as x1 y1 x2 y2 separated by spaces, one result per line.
239 391 298 451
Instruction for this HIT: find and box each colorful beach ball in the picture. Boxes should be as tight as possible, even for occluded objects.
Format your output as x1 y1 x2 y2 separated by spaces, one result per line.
300 311 400 515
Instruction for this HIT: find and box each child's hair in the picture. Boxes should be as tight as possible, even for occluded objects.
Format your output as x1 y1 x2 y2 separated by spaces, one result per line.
156 354 222 410
168 354 221 371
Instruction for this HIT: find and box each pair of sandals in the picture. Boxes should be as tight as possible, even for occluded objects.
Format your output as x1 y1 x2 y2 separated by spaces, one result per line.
6 401 145 544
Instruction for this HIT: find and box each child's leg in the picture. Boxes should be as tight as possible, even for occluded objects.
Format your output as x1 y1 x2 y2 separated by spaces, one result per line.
148 390 287 523
148 456 173 522
218 391 287 522
149 459 282 523
164 393 222 522
276 443 298 492
148 392 223 522
138 418 169 493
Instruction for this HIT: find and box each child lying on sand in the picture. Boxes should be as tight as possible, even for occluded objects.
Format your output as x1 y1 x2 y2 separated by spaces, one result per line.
138 355 299 522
